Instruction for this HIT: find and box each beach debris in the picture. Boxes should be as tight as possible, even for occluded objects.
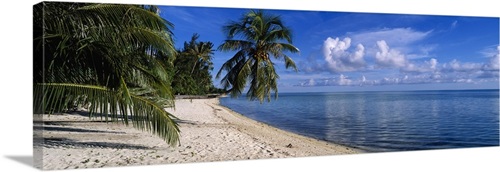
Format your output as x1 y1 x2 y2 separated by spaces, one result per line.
286 143 293 148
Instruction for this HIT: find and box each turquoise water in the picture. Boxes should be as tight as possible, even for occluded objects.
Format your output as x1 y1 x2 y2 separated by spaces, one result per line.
219 89 500 152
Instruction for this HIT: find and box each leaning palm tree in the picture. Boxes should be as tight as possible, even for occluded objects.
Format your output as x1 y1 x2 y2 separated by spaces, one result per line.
33 2 180 145
216 10 299 102
183 34 215 74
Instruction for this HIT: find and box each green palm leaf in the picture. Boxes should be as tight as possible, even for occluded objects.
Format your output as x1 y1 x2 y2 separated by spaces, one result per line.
34 83 180 146
34 2 180 145
217 10 299 102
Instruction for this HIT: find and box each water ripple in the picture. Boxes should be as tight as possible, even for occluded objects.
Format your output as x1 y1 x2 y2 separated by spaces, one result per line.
220 90 500 152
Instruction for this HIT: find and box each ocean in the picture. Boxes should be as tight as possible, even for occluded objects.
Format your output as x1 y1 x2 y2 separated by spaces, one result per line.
219 89 500 152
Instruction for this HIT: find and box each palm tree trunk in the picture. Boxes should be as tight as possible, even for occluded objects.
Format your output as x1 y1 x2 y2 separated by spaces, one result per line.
190 60 198 74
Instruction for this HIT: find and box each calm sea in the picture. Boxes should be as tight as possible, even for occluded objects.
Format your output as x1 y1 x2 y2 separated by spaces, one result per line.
219 89 500 152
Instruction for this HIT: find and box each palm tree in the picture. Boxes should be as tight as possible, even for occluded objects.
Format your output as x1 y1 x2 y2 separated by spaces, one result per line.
183 34 215 74
172 34 215 95
216 10 299 102
33 2 180 146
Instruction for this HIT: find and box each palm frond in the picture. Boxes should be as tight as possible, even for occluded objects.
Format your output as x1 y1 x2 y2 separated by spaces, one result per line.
34 3 179 145
218 10 299 102
216 50 247 79
218 40 254 52
33 83 180 146
284 55 298 71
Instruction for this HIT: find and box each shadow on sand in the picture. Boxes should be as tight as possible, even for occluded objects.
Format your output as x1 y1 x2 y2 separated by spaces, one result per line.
34 126 125 134
40 137 152 149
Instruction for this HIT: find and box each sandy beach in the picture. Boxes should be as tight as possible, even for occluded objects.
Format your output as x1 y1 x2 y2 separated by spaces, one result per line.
34 98 360 170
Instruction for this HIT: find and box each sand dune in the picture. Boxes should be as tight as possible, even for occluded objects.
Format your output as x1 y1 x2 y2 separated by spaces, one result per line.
34 98 359 170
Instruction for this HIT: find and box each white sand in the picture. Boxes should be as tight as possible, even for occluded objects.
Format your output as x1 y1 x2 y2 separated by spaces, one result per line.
34 98 360 170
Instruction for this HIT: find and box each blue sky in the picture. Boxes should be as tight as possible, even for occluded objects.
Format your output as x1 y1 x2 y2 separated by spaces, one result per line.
159 6 499 92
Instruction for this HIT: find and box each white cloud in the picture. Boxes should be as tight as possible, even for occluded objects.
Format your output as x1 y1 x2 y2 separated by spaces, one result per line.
429 58 438 69
349 28 434 62
297 74 358 86
442 59 483 72
295 70 496 87
453 79 474 83
297 78 317 87
301 28 434 74
401 58 438 73
349 28 431 47
338 74 352 86
476 45 500 78
297 44 499 87
451 20 458 29
406 44 438 59
483 46 500 70
307 78 316 86
322 37 366 72
296 28 498 88
375 40 407 68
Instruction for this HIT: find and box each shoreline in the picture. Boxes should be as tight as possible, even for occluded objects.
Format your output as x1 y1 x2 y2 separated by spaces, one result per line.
212 99 365 154
35 98 360 170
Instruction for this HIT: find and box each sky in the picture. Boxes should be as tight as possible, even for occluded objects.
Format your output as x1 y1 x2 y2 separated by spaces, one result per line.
158 5 499 92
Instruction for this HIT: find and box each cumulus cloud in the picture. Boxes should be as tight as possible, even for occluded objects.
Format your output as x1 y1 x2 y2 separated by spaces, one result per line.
297 74 410 87
297 74 415 87
300 28 433 74
349 28 434 61
350 28 431 47
298 74 358 86
295 69 495 87
322 37 366 72
375 40 407 68
338 74 352 85
297 43 499 87
429 58 438 69
477 45 500 78
483 46 500 70
441 59 483 72
400 52 499 84
401 58 438 73
295 28 497 88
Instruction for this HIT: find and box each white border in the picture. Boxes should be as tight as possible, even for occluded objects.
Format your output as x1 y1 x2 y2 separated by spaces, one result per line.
0 0 498 172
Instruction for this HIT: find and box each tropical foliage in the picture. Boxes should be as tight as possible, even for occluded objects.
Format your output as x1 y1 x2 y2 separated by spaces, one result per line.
33 3 298 146
171 34 219 95
216 10 299 102
33 2 180 145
